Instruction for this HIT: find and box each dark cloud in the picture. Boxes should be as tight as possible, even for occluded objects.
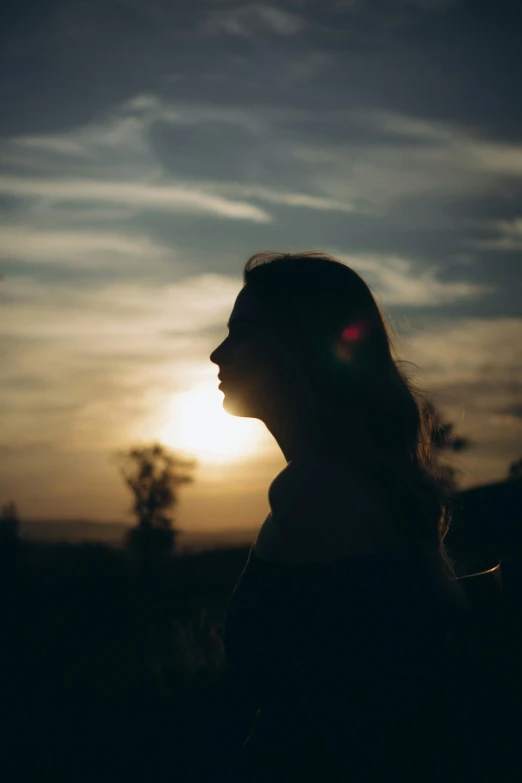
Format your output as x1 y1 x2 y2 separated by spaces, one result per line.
148 119 312 187
499 404 522 420
1 0 521 142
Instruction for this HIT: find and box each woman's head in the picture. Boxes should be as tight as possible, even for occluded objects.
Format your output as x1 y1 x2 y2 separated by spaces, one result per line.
210 250 459 578
211 251 415 459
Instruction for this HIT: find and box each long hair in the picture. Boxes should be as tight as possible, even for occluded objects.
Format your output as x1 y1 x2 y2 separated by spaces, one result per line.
242 251 461 586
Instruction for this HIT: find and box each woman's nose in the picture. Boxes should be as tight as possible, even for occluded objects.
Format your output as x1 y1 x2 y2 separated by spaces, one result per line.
209 342 224 365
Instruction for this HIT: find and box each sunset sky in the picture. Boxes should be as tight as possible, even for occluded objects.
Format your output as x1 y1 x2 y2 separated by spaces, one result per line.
1 0 521 535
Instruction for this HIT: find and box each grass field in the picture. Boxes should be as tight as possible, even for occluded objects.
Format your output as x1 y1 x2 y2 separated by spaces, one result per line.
0 540 253 782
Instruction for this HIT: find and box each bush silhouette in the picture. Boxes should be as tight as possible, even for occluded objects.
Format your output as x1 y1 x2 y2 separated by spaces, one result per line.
423 400 472 494
508 457 522 481
0 501 20 545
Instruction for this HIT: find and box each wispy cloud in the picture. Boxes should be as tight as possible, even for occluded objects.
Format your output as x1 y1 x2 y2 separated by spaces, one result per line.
401 316 522 485
0 226 173 268
471 218 522 251
2 272 238 340
207 183 355 213
296 110 522 210
7 95 522 226
201 3 305 37
330 251 494 306
403 317 522 387
0 271 240 461
5 98 264 163
0 176 271 222
0 95 358 220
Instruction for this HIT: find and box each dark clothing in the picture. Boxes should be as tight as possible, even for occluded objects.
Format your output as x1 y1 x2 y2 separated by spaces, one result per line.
223 547 459 782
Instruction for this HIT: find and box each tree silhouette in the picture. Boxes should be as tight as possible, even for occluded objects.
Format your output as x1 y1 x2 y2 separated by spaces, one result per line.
112 443 197 557
508 458 522 481
423 400 472 494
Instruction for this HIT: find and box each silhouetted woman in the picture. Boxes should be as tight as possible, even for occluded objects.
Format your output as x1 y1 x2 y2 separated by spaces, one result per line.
209 252 467 782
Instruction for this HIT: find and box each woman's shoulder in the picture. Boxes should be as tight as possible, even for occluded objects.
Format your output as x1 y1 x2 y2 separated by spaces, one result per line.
257 455 411 564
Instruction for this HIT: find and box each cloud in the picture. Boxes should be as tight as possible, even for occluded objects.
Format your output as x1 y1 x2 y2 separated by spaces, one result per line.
6 97 264 164
0 176 271 222
295 110 522 211
401 317 522 387
0 270 240 459
384 109 522 179
399 316 522 485
7 95 522 226
2 114 154 179
471 218 522 251
328 251 494 306
207 183 354 213
1 272 239 340
202 3 305 37
0 226 173 268
0 96 356 219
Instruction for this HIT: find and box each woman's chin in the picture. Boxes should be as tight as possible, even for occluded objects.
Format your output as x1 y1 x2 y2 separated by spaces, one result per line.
222 392 252 418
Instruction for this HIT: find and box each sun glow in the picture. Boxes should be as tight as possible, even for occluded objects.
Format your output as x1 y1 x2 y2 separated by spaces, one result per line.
159 385 263 464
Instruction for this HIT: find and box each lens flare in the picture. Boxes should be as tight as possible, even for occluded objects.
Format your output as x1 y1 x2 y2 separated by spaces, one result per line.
335 321 365 363
341 323 363 342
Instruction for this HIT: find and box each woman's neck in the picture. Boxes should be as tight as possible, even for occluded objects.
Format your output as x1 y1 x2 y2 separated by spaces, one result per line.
268 450 354 518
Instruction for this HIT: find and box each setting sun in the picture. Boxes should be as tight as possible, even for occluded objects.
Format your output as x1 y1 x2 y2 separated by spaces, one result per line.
159 385 264 464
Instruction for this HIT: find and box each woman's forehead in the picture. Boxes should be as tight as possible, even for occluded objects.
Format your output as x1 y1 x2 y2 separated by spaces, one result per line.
229 286 321 341
229 286 264 324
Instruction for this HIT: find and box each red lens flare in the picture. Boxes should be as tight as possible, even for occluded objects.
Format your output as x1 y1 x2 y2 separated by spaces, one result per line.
334 321 365 363
340 325 362 342
340 320 367 342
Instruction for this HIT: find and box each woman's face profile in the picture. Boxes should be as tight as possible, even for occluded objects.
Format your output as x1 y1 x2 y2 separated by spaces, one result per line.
210 286 291 420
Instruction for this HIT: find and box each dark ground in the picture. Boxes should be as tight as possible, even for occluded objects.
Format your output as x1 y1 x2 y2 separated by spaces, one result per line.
0 541 251 782
1 478 521 782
